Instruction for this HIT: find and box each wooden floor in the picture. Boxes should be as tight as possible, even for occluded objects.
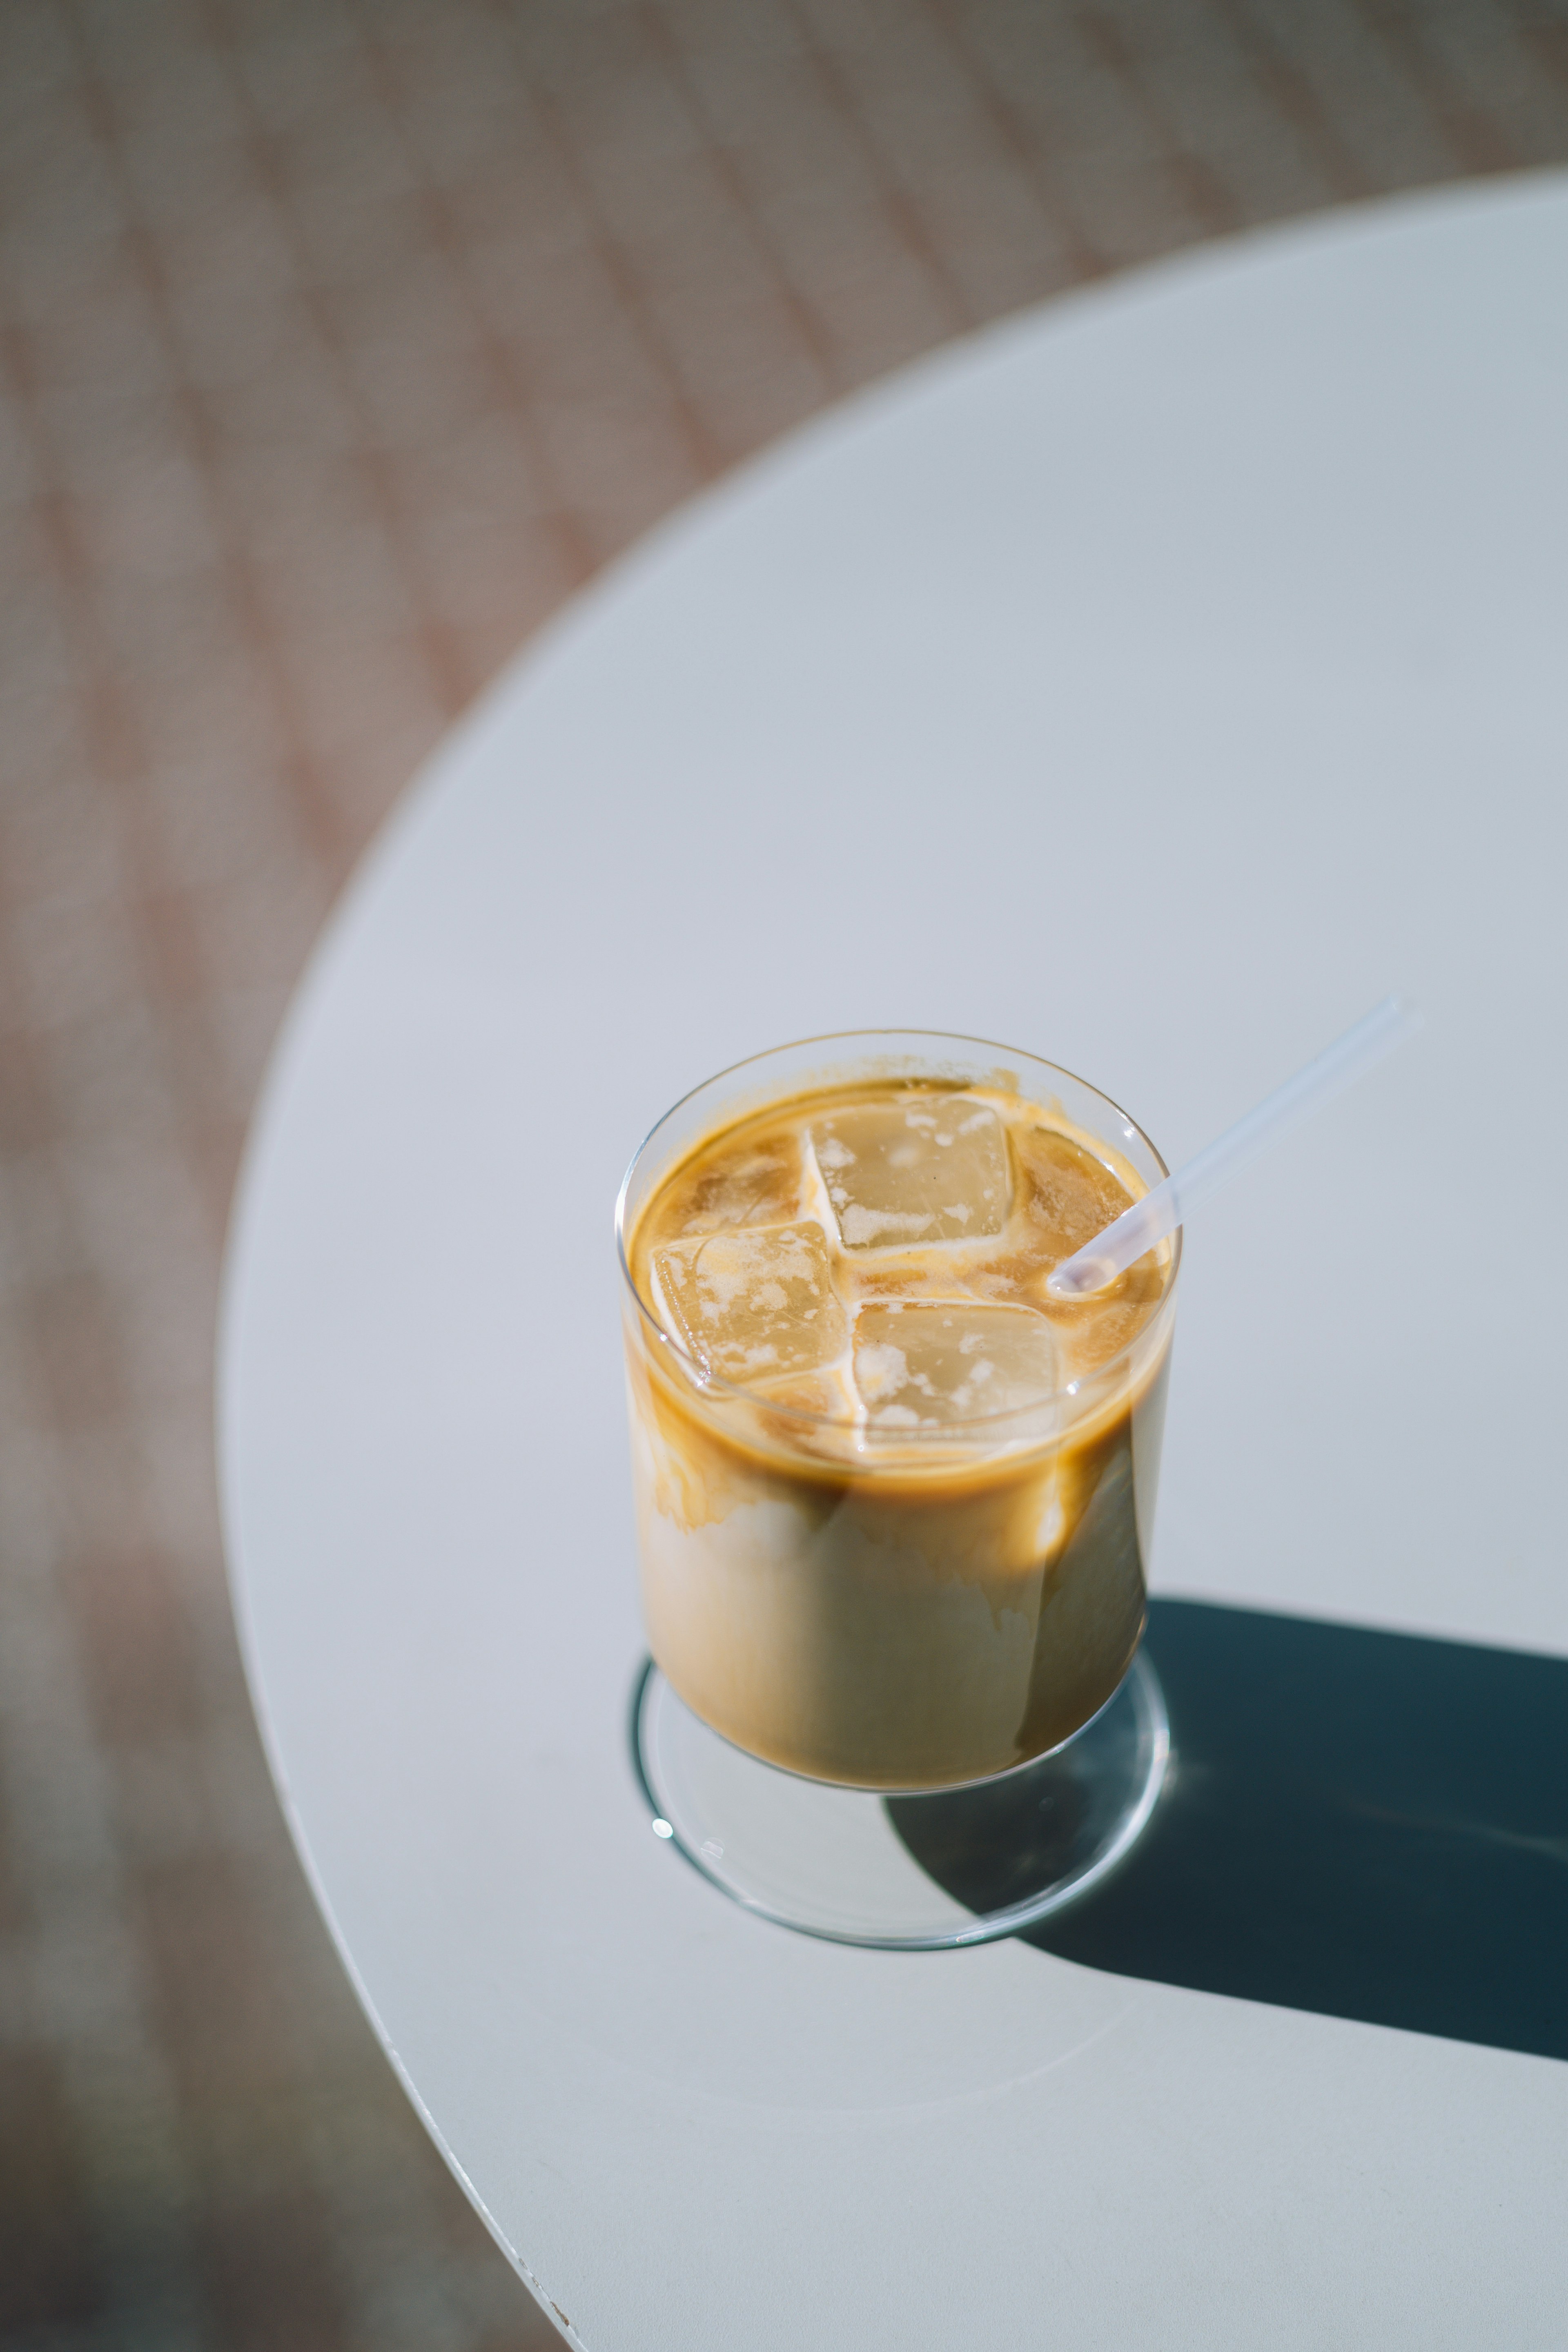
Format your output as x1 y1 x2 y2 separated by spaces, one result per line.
1 1 1564 2343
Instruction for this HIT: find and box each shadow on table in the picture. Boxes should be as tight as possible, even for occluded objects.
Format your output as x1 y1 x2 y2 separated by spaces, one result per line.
888 1598 1568 2062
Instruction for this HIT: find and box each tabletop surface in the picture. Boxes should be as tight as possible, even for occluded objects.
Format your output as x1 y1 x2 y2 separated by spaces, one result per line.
220 172 1568 2349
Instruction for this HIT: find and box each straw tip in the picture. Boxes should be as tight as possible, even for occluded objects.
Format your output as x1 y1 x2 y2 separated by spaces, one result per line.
1046 1257 1114 1301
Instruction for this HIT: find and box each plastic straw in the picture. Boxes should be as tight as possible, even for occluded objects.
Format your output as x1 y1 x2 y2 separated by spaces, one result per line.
1045 994 1422 1300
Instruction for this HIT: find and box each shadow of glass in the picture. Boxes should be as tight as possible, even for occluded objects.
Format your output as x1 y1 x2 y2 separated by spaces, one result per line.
888 1598 1568 2060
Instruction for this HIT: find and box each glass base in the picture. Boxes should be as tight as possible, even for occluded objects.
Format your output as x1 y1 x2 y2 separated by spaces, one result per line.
633 1652 1170 1950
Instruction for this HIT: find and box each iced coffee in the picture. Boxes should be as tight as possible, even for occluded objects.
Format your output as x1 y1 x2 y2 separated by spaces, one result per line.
618 1037 1178 1791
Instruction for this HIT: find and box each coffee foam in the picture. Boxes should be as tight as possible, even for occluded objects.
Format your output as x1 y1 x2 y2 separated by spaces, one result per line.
629 1081 1171 1458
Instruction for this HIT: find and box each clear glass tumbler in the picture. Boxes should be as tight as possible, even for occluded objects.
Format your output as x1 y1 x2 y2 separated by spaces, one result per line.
617 1031 1179 1947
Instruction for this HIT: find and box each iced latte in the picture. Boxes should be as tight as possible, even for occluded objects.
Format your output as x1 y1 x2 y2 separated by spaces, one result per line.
619 1036 1178 1790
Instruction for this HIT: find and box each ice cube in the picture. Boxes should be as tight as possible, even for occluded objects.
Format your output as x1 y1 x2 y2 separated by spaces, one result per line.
853 1301 1059 1426
812 1097 1011 1250
657 1130 804 1239
651 1221 848 1384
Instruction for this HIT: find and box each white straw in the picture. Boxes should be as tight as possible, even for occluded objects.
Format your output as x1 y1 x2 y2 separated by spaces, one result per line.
1045 994 1422 1300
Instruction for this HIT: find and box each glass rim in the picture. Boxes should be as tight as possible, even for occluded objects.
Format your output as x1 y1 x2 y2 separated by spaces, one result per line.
615 1027 1179 1435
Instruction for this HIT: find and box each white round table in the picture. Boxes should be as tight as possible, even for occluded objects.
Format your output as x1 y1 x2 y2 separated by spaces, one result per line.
221 174 1568 2348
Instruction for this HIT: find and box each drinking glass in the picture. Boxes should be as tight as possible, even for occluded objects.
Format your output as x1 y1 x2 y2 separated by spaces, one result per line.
617 1032 1178 1947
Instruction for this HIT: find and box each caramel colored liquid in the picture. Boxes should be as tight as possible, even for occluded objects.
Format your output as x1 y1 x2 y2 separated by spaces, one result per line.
623 1080 1176 1789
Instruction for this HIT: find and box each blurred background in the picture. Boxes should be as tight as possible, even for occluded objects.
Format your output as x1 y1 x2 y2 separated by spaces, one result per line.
1 1 1565 2345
